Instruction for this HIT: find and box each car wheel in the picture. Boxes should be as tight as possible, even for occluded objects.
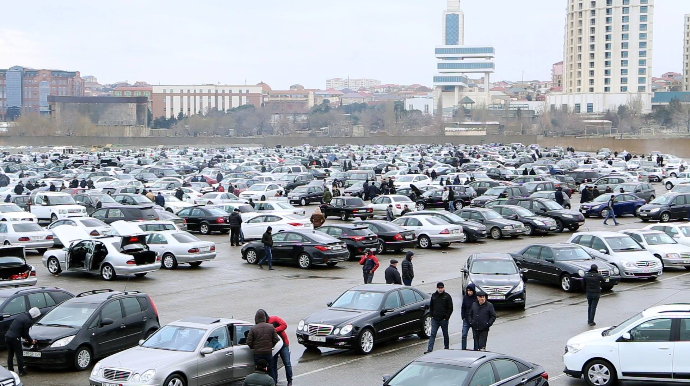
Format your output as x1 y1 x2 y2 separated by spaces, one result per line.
418 315 432 339
418 235 432 249
134 273 147 278
51 213 58 223
47 257 61 274
261 195 266 201
162 253 178 269
298 253 312 269
599 209 608 219
199 222 211 235
376 239 386 254
560 273 573 292
101 264 116 281
666 182 674 190
660 212 671 223
340 212 349 221
163 374 187 386
584 359 616 386
555 219 565 233
2 241 8 246
245 249 258 264
73 346 92 371
189 261 202 267
490 227 502 240
416 202 425 211
454 200 464 210
300 198 307 206
356 328 375 354
524 224 534 236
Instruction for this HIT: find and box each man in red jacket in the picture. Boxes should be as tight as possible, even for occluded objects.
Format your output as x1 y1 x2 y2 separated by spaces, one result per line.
359 249 380 284
262 310 292 386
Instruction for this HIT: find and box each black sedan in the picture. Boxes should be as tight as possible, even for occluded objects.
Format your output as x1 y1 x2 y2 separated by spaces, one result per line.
404 210 487 242
288 185 324 206
460 253 526 309
413 185 476 211
357 220 417 254
500 197 585 232
240 230 349 269
492 205 558 236
456 208 525 240
382 350 549 386
511 243 621 292
322 196 374 221
317 224 379 259
296 284 431 354
174 206 231 235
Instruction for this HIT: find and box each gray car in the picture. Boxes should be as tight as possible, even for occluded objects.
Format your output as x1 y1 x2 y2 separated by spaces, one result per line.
89 316 254 386
614 182 656 203
530 190 572 209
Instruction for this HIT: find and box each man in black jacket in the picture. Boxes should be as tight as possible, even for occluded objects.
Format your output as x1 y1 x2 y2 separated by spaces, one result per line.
425 282 453 354
384 260 402 284
6 307 40 375
460 284 477 350
470 291 496 351
259 227 274 270
401 252 414 286
13 182 23 196
584 264 606 326
229 208 243 246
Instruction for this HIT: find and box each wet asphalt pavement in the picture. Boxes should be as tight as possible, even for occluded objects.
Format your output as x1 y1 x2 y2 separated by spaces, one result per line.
9 182 688 386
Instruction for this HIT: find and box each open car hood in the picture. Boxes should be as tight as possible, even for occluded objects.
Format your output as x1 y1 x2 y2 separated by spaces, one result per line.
52 225 91 245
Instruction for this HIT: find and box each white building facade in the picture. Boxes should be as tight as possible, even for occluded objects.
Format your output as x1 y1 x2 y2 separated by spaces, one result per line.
549 0 654 113
405 95 434 115
151 85 263 119
325 78 381 90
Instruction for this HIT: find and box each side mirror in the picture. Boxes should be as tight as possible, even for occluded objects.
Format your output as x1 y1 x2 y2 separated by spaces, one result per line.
520 268 529 274
139 339 145 345
511 215 519 220
545 257 555 263
100 318 114 326
621 332 631 341
200 346 214 355
540 207 547 212
0 314 9 321
380 308 394 316
598 249 608 254
461 268 468 274
382 374 392 384
327 302 333 307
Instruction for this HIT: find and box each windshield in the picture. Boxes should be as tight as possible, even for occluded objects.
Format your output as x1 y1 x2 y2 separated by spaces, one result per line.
46 195 76 205
396 176 415 182
470 259 517 274
607 313 645 336
92 194 117 204
348 173 370 181
643 233 676 245
483 211 502 220
593 195 612 203
142 325 206 352
542 200 564 210
331 290 384 311
651 195 674 205
514 207 536 217
0 204 23 213
131 196 151 204
36 301 99 328
12 223 43 232
604 236 643 251
483 187 504 196
247 184 268 192
292 187 309 193
388 362 469 386
78 219 107 228
345 198 365 206
553 247 593 261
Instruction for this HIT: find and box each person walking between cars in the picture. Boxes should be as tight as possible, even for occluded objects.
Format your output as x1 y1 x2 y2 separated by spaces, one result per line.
155 192 165 207
584 264 606 326
261 310 293 386
259 227 274 270
310 207 325 228
425 282 453 354
229 208 243 246
385 259 402 284
470 291 496 351
247 309 280 382
401 251 414 286
359 249 380 284
146 190 155 201
322 187 332 205
448 186 456 212
13 182 23 196
386 204 394 221
175 187 185 201
6 307 39 375
580 185 592 203
243 359 275 386
461 284 477 350
603 195 619 225
555 187 565 207
400 204 411 216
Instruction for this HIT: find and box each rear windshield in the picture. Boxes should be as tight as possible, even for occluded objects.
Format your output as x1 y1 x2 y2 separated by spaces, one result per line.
345 198 365 206
172 232 200 243
346 227 373 236
12 223 43 232
206 208 229 216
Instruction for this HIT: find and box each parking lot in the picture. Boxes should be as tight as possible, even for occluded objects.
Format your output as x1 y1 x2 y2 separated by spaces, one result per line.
6 181 686 386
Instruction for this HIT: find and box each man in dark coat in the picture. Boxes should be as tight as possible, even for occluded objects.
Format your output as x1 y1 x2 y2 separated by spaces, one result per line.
13 182 23 195
555 187 565 206
362 181 370 201
470 291 496 351
175 187 185 201
247 309 280 380
580 185 593 203
386 205 394 221
155 192 166 207
69 177 79 188
243 359 276 386
79 179 87 188
584 264 606 326
384 260 402 284
460 284 477 350
259 227 274 270
401 251 414 286
425 282 453 354
5 307 40 375
216 172 223 183
229 208 243 246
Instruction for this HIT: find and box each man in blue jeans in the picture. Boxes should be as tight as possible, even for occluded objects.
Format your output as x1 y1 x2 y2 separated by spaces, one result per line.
460 283 477 350
603 195 619 225
259 226 274 270
425 282 453 354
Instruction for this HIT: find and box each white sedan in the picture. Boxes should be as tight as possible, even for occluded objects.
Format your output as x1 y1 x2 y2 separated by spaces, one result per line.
160 194 193 213
393 174 432 189
241 214 313 240
643 223 690 247
621 229 690 269
146 230 216 269
46 217 112 246
239 183 282 201
254 201 306 217
663 172 690 190
391 215 465 249
368 195 416 217
0 221 54 252
0 203 38 222
193 192 242 205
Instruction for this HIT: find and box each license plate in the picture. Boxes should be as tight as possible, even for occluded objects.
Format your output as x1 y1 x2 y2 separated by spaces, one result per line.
640 214 647 217
405 234 414 240
200 247 210 252
549 227 557 230
605 278 610 282
23 351 41 357
102 383 120 386
308 336 326 342
30 236 43 240
488 295 505 300
580 209 586 213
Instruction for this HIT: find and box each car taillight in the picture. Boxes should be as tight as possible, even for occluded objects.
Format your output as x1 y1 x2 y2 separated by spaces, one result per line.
314 245 329 251
541 372 549 380
129 236 139 242
353 209 359 213
288 222 303 227
210 245 215 251
440 229 450 234
126 259 136 265
9 271 29 280
367 208 373 212
393 233 404 241
30 270 36 277
188 248 200 253
90 230 100 236
349 236 365 241
216 217 225 223
17 237 29 241
46 235 54 240
148 295 159 317
183 218 187 224
395 204 401 209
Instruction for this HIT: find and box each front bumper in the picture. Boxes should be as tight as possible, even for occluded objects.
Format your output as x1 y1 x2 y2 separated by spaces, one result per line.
480 291 526 306
662 257 690 267
22 347 74 368
498 228 525 237
637 210 661 220
559 216 585 226
429 233 466 244
175 252 216 263
532 223 558 233
563 367 583 378
296 332 357 349
619 266 662 279
464 228 487 240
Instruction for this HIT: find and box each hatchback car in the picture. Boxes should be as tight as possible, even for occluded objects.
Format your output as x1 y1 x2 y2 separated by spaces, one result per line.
317 224 379 258
470 186 528 208
460 253 526 308
614 182 656 202
638 193 690 222
0 286 73 346
241 230 349 269
23 289 160 370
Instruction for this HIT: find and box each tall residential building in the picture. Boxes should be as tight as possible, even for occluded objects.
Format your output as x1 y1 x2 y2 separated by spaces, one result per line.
433 0 495 117
684 14 690 91
151 85 262 119
326 78 381 90
549 0 654 113
0 66 83 121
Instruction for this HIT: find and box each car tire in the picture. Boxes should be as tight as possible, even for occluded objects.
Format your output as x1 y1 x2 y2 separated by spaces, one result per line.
583 359 617 386
199 222 211 235
340 212 349 221
163 374 187 386
101 264 116 281
555 219 565 233
454 200 464 210
560 274 574 292
245 249 258 264
300 198 307 206
418 315 432 339
490 227 502 240
189 262 202 267
47 257 61 274
660 212 671 223
666 182 674 190
376 239 386 254
298 253 312 269
524 224 534 236
418 235 432 249
261 195 266 201
356 328 375 355
51 213 58 223
162 253 178 269
73 346 92 371
416 202 425 211
36 248 47 254
599 209 608 219
134 273 147 278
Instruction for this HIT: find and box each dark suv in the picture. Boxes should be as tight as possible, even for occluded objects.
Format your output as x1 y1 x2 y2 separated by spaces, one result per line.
23 289 160 370
317 224 379 259
91 205 159 224
471 185 528 207
502 197 585 232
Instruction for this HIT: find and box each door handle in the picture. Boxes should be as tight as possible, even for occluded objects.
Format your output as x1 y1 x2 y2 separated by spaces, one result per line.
225 352 233 356
399 311 406 315
659 347 671 350
142 317 147 322
120 324 126 329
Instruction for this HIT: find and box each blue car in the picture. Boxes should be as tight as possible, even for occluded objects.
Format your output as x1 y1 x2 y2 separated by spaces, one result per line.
579 193 646 218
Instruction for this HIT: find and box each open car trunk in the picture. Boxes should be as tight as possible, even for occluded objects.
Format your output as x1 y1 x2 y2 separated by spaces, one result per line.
0 246 30 280
121 235 157 265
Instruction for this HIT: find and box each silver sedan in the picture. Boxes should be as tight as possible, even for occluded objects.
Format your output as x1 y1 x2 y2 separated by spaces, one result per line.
146 230 216 269
0 221 54 253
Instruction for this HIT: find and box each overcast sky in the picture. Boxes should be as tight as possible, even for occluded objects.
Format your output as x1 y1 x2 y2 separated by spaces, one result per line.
1 0 688 89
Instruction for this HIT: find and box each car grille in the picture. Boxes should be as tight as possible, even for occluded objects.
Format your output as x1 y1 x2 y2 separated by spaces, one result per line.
308 324 333 336
0 379 14 386
636 261 657 268
480 285 513 295
103 368 132 382
599 270 610 277
681 253 690 259
67 209 82 213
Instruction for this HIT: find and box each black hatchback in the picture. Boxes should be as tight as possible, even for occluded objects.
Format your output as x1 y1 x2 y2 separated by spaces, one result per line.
23 289 160 371
91 205 159 224
240 230 349 269
322 197 373 221
175 206 232 235
317 224 379 259
357 220 417 254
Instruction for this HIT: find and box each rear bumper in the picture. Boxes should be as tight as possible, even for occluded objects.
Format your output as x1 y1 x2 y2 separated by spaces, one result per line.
113 262 160 275
429 233 465 244
13 240 54 249
0 278 37 288
176 252 216 263
312 250 350 264
384 240 417 250
563 367 582 378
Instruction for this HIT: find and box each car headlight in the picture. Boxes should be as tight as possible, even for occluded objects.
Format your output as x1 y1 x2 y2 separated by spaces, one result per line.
578 269 585 277
512 281 524 293
140 369 156 382
467 226 479 230
620 260 635 268
612 266 620 275
666 253 680 259
91 361 102 377
566 342 585 354
333 328 340 335
562 214 573 218
503 225 513 230
650 208 660 213
340 325 353 335
51 335 75 348
9 371 20 385
533 220 545 226
298 320 305 331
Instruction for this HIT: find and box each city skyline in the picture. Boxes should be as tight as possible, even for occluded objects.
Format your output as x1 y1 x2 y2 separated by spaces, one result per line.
1 0 689 89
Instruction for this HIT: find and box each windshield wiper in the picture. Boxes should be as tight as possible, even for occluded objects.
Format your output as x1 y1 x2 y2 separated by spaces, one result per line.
42 323 75 328
602 326 616 336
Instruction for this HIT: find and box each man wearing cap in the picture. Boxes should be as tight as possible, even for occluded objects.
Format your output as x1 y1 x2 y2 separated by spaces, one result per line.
470 291 496 351
229 208 243 247
583 264 606 326
385 259 402 284
359 249 380 284
259 226 274 270
425 282 453 354
5 307 39 375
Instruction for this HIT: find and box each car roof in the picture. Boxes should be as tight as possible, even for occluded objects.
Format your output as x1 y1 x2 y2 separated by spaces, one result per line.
349 284 404 292
470 253 513 260
415 349 500 366
71 289 142 303
572 231 629 237
170 316 251 328
643 304 690 317
0 286 66 297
